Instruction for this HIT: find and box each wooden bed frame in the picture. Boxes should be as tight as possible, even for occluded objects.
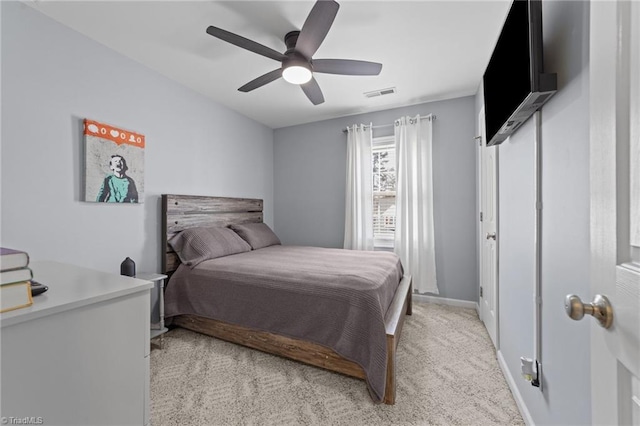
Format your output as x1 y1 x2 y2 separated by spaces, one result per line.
161 194 412 404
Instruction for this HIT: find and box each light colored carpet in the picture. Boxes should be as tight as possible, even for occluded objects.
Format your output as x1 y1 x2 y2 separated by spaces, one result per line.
150 303 524 425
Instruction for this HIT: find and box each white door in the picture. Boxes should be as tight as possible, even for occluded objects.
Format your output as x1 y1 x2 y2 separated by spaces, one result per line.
479 107 498 347
589 1 640 424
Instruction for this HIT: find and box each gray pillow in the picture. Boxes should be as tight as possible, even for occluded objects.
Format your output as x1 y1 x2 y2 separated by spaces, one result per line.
230 223 281 250
169 227 251 267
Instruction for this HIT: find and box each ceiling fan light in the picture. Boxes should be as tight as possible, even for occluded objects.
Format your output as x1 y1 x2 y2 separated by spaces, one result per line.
282 65 312 85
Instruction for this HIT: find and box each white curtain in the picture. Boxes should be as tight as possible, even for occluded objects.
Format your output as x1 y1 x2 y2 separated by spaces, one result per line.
344 123 374 250
394 115 438 294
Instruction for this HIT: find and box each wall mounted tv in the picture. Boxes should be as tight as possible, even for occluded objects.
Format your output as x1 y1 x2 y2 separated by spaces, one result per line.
483 0 557 146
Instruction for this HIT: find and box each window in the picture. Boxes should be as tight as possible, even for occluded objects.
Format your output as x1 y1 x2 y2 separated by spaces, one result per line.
372 136 396 248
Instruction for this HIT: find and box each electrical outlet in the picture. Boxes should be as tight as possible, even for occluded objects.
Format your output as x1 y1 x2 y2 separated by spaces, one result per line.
520 357 534 381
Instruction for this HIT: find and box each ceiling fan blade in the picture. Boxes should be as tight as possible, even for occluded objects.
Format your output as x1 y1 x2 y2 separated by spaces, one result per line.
206 26 286 62
238 69 283 92
295 0 339 59
301 77 325 105
313 59 383 75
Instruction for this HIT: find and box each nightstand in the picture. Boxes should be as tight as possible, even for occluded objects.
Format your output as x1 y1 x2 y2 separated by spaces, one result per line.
137 272 168 348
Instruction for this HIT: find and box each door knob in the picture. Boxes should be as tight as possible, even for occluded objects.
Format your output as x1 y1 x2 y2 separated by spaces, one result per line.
565 294 613 329
486 232 496 240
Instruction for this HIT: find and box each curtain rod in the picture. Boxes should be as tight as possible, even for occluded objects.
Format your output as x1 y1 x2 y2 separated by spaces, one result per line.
342 114 436 133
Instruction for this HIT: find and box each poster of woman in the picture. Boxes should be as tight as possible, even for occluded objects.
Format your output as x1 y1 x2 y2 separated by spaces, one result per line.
84 119 145 203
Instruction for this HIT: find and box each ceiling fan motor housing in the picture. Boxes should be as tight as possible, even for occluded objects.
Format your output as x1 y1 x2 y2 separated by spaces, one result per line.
282 53 312 72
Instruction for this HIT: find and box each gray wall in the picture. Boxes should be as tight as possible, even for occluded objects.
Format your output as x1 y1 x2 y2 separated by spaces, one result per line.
0 2 274 274
477 1 591 424
274 97 478 301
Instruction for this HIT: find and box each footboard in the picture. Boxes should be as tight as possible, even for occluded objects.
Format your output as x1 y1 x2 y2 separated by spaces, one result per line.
383 274 412 404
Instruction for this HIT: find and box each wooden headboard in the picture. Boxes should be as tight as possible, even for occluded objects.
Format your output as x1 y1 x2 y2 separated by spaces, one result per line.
161 194 263 275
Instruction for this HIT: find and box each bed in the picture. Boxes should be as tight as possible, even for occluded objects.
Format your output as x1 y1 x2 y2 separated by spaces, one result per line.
161 194 412 404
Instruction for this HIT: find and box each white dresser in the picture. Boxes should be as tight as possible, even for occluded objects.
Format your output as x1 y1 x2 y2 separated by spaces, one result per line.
0 261 153 426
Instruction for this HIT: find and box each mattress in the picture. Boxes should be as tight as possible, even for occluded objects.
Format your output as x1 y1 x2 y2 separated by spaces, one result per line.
164 244 404 402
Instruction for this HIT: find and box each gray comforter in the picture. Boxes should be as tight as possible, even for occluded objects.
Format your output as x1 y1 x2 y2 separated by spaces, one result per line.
164 245 404 402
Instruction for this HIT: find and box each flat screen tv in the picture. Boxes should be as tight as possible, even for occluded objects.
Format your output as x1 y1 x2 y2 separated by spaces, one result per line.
483 0 557 146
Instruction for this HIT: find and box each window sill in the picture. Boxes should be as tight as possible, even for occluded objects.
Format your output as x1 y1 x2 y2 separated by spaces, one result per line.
374 239 395 250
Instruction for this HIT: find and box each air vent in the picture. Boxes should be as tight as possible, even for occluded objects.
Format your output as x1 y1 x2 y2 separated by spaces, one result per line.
364 87 396 98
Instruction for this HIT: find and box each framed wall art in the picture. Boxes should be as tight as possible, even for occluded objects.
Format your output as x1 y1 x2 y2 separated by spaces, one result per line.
84 119 145 203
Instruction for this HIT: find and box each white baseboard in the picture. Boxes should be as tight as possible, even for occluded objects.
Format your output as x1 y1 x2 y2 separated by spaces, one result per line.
413 294 477 309
475 302 480 316
497 350 535 426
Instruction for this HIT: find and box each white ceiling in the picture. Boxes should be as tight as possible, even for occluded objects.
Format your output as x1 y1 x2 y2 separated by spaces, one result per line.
25 0 511 129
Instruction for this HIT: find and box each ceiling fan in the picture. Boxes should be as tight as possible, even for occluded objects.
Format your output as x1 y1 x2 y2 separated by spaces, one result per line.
206 0 383 105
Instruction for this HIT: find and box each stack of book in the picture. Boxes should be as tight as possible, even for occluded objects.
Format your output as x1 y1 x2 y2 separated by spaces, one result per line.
0 247 33 313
